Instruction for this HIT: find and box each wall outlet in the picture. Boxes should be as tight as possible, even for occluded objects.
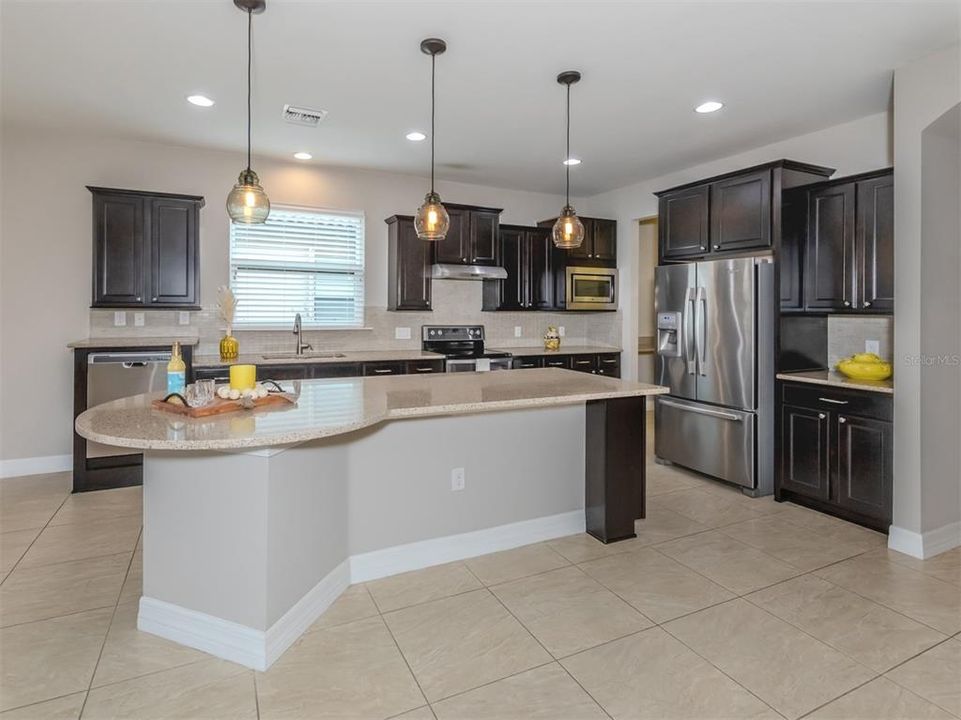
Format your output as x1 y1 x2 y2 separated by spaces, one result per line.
133 312 145 327
178 311 191 326
558 326 566 337
450 467 465 492
865 339 880 355
395 326 411 340
514 326 523 338
113 311 126 327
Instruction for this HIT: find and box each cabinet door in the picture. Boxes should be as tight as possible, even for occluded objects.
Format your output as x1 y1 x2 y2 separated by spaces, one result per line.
405 360 445 375
591 218 617 263
149 198 198 306
562 218 593 261
570 355 597 374
659 186 709 260
780 404 831 501
542 354 572 369
259 364 309 381
806 183 855 310
779 188 807 311
363 361 405 376
709 169 772 252
469 211 500 265
595 353 621 377
499 227 527 310
512 356 543 369
93 193 145 306
857 174 894 312
434 206 469 264
312 363 361 379
835 414 892 523
388 218 432 311
528 229 554 309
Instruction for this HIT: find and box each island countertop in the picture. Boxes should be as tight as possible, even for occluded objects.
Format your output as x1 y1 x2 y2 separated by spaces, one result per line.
76 368 669 451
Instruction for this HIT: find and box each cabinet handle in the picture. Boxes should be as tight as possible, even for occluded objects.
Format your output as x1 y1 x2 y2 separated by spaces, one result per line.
602 358 617 364
462 257 467 262
415 367 434 373
699 245 706 251
713 244 721 250
843 301 851 307
818 413 826 419
818 397 849 405
864 301 872 307
373 369 393 374
839 416 847 424
136 296 142 301
152 297 158 302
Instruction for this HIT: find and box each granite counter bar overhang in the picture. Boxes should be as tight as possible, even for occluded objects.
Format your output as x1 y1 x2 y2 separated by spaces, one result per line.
75 369 668 671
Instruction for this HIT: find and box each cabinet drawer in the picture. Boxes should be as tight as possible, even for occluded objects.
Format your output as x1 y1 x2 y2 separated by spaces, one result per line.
542 355 572 369
781 382 892 421
363 361 405 377
405 360 445 375
312 363 361 379
193 367 230 383
571 356 596 373
512 356 543 370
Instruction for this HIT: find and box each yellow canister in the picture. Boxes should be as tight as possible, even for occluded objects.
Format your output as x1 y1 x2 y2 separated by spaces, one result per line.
229 364 257 391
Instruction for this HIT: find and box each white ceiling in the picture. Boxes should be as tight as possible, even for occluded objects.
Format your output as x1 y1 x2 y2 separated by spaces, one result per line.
2 1 958 195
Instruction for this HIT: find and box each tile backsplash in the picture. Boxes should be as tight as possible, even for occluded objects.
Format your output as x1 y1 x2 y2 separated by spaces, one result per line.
90 280 622 358
827 315 894 368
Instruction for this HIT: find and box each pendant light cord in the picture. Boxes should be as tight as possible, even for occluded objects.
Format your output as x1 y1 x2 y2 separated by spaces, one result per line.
565 82 571 207
430 52 436 194
246 8 252 173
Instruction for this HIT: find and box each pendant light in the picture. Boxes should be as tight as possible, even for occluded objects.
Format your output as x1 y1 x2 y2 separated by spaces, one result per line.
414 38 450 241
552 71 585 249
226 0 270 224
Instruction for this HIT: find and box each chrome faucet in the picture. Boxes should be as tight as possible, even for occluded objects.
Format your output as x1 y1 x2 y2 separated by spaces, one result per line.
292 313 312 355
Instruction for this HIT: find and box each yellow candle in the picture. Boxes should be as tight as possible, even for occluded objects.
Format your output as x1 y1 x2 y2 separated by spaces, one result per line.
229 364 256 391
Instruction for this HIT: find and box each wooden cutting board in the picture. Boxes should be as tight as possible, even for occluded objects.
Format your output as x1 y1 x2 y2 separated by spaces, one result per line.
151 393 295 418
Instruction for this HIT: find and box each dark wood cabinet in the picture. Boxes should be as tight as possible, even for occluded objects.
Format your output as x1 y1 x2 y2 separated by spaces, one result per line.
196 357 447 383
511 351 620 377
658 186 711 260
710 169 771 252
89 187 203 309
779 188 807 311
857 174 894 312
483 226 554 311
434 204 501 266
776 381 892 531
538 216 618 267
363 361 405 377
405 359 445 375
386 215 432 311
805 182 856 310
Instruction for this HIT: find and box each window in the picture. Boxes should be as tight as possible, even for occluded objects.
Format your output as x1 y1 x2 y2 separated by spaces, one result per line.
229 206 365 328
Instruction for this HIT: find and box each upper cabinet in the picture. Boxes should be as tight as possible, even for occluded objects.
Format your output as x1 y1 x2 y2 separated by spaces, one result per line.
710 169 771 252
483 226 554 311
386 215 432 311
658 186 710 259
89 187 203 309
537 216 617 266
433 203 502 266
783 168 893 314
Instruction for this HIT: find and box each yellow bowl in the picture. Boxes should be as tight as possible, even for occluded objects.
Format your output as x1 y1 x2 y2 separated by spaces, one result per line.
836 359 893 381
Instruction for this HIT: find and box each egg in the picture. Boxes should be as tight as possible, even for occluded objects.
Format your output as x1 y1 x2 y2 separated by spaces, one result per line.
216 385 231 399
228 388 241 400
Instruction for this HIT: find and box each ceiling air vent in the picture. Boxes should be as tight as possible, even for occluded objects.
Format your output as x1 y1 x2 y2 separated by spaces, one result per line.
282 104 328 127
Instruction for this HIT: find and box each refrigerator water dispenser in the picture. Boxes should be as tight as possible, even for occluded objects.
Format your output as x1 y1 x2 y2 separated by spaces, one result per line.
657 312 682 357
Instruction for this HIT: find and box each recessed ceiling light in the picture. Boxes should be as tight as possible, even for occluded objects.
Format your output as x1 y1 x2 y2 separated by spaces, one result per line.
563 157 581 166
186 94 215 107
293 152 312 160
695 101 724 114
406 131 426 142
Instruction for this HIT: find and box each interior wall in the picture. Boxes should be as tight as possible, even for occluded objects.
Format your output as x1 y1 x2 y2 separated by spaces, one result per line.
892 44 961 553
636 218 657 384
580 111 892 380
0 124 566 467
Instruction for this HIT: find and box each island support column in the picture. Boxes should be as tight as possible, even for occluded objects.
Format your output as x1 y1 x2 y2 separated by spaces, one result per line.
584 396 647 543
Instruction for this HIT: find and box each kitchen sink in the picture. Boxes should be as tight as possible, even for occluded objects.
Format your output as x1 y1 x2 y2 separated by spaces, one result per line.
261 352 347 360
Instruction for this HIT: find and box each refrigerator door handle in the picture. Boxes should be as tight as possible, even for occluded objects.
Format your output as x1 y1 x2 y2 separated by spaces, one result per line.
696 287 708 377
658 399 743 422
684 287 696 375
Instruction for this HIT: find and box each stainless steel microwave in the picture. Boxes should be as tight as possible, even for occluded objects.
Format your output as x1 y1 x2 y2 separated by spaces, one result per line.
566 266 618 310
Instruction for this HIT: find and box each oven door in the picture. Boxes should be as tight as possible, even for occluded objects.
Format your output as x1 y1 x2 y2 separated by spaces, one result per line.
566 267 618 310
445 358 478 373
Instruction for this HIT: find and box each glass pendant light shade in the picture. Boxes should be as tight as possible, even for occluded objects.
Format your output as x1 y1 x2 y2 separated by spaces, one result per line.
552 204 585 249
227 169 270 224
414 191 450 241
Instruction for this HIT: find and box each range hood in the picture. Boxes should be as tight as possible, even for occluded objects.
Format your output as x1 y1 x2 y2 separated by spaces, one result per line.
431 263 507 280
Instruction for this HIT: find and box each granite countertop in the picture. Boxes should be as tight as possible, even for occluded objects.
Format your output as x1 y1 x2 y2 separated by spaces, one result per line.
75 369 669 451
68 336 200 349
192 349 445 368
489 345 622 357
777 370 894 395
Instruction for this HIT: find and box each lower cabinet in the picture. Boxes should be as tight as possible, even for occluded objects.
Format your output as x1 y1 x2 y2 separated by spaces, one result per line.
512 352 621 378
777 381 892 531
194 358 446 382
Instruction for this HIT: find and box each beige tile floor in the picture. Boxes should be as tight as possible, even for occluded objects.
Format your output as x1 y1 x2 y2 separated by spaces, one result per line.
2 458 960 719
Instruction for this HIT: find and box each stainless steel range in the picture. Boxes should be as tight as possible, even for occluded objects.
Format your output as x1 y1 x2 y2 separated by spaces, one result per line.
422 325 512 373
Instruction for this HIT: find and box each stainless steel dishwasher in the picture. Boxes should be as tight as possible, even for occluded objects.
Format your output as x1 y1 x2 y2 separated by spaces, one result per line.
87 351 170 458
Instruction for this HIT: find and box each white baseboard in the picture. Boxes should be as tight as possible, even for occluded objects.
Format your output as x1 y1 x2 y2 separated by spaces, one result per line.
139 559 351 672
0 454 72 479
349 509 585 583
888 521 961 559
137 510 583 670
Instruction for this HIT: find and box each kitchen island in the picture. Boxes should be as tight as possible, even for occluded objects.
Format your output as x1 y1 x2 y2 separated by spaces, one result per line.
76 368 667 670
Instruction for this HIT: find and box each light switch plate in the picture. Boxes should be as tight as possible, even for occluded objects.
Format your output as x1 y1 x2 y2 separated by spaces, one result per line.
395 327 411 340
558 326 566 337
865 339 880 355
134 312 145 327
450 467 465 492
113 311 126 327
514 326 522 338
178 311 190 326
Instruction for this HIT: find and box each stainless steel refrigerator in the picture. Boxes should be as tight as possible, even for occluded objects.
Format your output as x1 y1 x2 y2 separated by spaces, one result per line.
654 256 774 495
